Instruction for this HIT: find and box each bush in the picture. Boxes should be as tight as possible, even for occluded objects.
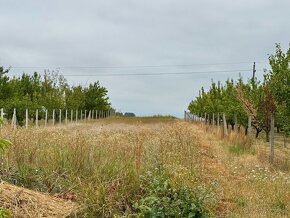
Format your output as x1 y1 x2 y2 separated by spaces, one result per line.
134 170 210 218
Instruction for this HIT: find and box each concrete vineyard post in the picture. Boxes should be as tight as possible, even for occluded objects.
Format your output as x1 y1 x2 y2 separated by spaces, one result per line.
45 110 48 127
270 113 275 163
88 110 91 120
92 110 94 120
65 110 68 124
204 113 207 125
12 108 16 129
26 109 29 129
71 110 73 123
248 116 252 135
217 113 220 129
234 114 238 134
52 109 55 125
222 113 228 138
36 109 39 128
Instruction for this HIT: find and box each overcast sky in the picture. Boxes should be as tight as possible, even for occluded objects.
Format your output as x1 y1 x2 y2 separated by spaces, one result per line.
0 0 289 117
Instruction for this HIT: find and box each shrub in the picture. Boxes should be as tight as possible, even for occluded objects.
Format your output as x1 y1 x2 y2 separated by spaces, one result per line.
134 170 210 218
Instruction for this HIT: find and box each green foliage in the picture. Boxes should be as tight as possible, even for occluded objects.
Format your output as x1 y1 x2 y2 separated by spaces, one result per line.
267 44 290 136
134 171 210 218
228 144 256 156
0 118 11 153
0 208 11 218
188 44 290 141
0 68 112 124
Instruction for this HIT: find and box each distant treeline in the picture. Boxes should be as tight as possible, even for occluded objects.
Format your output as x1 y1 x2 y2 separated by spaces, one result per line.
0 68 111 125
188 44 290 141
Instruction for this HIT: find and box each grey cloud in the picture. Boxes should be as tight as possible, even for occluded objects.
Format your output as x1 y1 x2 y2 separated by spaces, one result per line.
0 0 289 116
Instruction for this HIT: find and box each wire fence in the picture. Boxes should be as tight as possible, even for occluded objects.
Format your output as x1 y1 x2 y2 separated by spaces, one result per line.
0 108 115 129
184 110 289 164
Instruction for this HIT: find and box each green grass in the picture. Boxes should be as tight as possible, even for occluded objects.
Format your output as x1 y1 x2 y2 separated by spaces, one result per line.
228 144 256 155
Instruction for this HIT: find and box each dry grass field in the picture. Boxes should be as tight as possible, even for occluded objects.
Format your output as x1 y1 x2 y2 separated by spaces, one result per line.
0 117 290 217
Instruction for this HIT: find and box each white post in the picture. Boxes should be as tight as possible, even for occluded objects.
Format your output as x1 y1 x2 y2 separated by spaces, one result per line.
52 109 55 125
88 110 91 120
36 109 39 128
12 108 17 129
81 110 83 121
223 113 228 138
92 110 94 120
65 109 68 124
71 110 73 123
26 109 29 129
217 112 220 128
96 110 98 119
45 109 48 127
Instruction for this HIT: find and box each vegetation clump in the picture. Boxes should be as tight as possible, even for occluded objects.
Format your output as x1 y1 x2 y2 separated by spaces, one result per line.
134 169 211 218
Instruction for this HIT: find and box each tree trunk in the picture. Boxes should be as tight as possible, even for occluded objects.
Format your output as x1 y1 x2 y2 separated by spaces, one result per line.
231 123 234 130
266 131 270 142
255 128 262 138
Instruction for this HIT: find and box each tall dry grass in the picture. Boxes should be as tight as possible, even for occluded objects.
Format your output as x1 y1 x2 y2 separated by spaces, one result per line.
1 118 290 217
0 120 214 217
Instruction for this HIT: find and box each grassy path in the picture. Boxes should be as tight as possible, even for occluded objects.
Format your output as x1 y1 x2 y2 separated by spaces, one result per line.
0 117 290 217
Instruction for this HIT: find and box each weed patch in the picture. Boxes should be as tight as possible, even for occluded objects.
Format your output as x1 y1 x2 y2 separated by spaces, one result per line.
228 144 256 155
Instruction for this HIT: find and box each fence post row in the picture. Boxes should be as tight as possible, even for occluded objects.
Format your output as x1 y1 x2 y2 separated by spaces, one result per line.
0 108 113 129
185 110 279 163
